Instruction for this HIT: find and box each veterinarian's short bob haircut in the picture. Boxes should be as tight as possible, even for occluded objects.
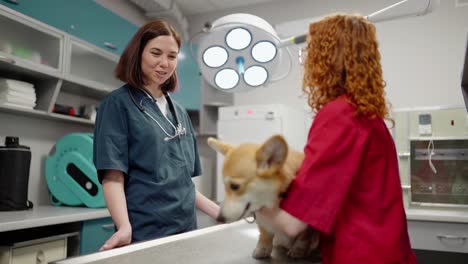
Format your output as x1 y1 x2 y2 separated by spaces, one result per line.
115 20 182 93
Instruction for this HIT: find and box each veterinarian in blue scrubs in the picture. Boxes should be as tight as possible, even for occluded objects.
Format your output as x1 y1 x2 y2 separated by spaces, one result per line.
93 20 219 250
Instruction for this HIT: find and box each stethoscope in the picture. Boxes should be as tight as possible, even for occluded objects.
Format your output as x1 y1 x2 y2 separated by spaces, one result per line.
128 87 187 141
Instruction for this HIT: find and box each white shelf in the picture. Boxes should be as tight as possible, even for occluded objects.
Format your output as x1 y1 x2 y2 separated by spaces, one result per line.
0 104 48 118
0 205 110 232
61 76 111 99
0 105 95 125
48 112 94 125
0 52 62 79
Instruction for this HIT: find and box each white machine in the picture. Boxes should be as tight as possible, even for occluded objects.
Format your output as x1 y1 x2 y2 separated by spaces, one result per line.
215 104 310 201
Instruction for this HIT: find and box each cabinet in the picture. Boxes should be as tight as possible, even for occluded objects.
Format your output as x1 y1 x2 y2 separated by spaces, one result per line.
0 3 203 122
0 4 122 125
408 220 468 253
0 0 138 55
0 233 75 264
79 217 114 255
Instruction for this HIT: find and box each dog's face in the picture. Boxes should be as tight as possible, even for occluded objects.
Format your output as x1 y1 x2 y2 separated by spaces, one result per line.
208 135 290 223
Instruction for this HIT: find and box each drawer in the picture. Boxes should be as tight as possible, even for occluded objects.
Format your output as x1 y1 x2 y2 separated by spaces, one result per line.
0 239 67 264
408 220 468 253
80 217 114 255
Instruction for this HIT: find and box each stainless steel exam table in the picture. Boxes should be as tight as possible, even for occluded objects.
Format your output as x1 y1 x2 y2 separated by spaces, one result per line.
52 221 321 264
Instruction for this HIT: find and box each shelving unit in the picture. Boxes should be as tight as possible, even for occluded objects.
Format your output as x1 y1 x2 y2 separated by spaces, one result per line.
0 5 122 125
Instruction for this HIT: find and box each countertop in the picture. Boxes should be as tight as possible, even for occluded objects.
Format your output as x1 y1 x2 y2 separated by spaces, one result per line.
0 205 110 232
52 221 322 264
2 205 468 233
406 208 468 223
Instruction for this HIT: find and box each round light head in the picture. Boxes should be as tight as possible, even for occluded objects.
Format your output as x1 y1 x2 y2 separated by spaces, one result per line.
251 41 277 63
203 46 228 68
244 66 268 87
226 28 252 50
215 69 239 90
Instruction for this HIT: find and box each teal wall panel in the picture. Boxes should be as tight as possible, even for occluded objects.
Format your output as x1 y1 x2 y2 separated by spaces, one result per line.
173 44 201 110
0 0 138 54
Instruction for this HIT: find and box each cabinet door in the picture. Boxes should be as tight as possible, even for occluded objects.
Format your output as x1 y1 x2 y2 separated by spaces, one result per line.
172 44 201 110
408 220 468 253
0 4 64 75
65 37 122 91
80 217 114 255
0 0 138 55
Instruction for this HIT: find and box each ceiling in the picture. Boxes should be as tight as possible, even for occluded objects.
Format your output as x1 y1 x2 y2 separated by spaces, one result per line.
174 0 277 16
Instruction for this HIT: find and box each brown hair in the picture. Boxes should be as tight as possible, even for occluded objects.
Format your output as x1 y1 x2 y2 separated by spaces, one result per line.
302 14 389 119
115 20 182 93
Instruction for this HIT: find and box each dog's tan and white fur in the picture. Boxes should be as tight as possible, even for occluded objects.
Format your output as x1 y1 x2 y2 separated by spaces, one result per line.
208 135 318 259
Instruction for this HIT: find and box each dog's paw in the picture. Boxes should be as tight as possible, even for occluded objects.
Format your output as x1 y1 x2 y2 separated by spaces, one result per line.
252 246 272 259
287 246 309 259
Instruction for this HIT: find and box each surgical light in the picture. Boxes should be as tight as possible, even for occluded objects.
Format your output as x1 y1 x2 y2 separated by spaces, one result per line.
194 0 438 93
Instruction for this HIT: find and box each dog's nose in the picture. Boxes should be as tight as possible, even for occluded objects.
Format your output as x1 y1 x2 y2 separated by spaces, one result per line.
216 213 226 223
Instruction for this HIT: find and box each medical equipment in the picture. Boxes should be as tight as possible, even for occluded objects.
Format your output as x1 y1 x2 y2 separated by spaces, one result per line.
0 136 33 211
194 0 439 93
128 87 187 141
45 133 105 208
410 139 468 207
393 106 468 210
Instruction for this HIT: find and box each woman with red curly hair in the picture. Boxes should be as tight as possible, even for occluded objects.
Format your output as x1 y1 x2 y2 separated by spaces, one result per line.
259 14 416 263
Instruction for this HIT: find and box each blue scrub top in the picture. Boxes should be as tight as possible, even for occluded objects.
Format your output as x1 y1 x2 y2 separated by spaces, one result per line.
93 84 201 242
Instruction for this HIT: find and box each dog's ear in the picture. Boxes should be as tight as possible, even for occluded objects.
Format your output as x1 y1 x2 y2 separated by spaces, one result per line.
256 135 288 177
207 137 234 156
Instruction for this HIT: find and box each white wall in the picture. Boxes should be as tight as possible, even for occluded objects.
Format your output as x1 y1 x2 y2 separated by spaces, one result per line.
188 0 468 110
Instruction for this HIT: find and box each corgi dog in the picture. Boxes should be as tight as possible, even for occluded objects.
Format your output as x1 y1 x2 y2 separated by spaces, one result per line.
207 135 319 259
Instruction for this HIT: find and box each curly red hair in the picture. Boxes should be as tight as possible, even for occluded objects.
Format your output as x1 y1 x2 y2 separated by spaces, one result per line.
302 14 389 119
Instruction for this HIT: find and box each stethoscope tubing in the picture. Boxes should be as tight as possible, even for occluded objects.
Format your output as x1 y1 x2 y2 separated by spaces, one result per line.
128 86 186 141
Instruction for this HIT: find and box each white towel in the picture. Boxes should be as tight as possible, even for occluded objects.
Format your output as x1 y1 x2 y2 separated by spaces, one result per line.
0 89 36 100
0 95 36 107
0 78 34 88
0 101 35 110
0 91 36 103
4 85 36 96
0 78 35 94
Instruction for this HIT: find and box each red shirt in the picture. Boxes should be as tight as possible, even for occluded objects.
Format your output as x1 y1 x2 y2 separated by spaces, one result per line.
281 95 416 264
